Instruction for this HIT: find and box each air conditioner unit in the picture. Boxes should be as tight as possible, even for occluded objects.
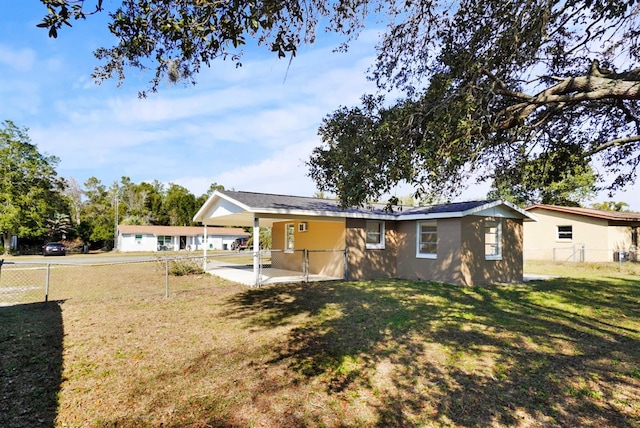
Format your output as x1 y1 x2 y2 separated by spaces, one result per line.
298 222 308 232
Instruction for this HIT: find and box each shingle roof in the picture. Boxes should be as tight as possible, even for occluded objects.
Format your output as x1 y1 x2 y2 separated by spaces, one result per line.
526 204 640 222
402 200 497 215
221 190 392 215
193 190 534 226
220 191 519 218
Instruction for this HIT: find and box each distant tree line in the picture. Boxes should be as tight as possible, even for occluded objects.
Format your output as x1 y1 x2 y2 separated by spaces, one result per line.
0 121 224 254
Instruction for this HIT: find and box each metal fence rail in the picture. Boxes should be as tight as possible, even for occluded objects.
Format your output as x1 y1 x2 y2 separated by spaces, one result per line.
0 249 348 306
525 247 639 263
0 256 208 306
205 249 347 286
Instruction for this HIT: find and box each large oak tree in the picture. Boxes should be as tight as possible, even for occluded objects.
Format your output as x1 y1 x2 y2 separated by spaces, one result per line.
0 121 67 253
39 0 640 206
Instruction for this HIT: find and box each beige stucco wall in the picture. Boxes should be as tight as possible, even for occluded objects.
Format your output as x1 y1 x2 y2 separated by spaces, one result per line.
345 218 398 280
460 217 524 285
395 218 467 285
608 225 634 253
272 216 525 286
271 220 346 277
523 209 635 262
393 217 523 286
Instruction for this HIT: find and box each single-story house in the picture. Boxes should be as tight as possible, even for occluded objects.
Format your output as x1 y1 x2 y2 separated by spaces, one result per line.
193 190 536 286
117 225 249 252
523 204 640 262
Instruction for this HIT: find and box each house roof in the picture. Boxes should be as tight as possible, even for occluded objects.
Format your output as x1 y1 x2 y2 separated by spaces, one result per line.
118 225 249 237
525 204 640 223
193 190 536 227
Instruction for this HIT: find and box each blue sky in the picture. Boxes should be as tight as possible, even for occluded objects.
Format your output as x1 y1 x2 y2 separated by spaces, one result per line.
1 2 638 210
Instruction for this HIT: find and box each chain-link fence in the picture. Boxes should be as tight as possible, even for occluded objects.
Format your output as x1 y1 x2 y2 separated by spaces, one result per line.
206 249 347 286
525 247 639 263
0 256 211 306
0 249 348 306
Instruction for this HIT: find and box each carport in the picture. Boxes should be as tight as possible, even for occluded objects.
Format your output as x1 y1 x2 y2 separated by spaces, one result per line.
193 190 350 287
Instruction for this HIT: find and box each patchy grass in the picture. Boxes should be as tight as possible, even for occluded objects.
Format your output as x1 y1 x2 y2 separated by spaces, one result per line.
1 262 639 427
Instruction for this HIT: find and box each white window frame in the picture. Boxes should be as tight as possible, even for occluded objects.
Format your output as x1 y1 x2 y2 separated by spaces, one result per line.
158 235 173 246
485 219 502 260
416 221 437 259
557 225 573 241
285 223 295 252
365 221 385 249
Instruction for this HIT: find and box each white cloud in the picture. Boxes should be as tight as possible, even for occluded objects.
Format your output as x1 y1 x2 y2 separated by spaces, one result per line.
0 44 35 71
209 138 320 196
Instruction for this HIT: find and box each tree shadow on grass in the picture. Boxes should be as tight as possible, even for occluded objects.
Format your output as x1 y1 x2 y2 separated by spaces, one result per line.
0 301 64 428
226 278 640 427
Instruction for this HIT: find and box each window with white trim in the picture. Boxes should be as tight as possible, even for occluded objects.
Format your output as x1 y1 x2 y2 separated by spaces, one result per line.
417 221 437 258
158 235 172 246
557 225 573 241
285 223 295 251
485 219 502 260
366 221 385 249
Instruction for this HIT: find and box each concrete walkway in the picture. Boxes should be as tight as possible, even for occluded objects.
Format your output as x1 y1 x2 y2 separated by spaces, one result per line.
523 273 559 282
206 260 341 286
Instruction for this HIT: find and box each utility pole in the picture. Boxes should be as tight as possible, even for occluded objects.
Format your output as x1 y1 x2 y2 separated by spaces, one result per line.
113 193 119 251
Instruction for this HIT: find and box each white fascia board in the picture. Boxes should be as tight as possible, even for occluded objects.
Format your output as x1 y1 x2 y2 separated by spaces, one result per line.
465 200 538 221
214 191 253 211
193 191 252 223
396 201 538 222
252 208 396 221
192 199 212 222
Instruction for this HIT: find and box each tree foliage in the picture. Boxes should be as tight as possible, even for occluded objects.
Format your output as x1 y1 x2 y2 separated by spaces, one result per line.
0 121 67 252
591 201 631 211
0 120 225 251
38 1 640 206
307 0 640 206
37 0 366 96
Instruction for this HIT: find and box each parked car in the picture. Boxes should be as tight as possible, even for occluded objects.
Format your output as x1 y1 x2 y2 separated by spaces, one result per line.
43 242 66 256
230 237 249 251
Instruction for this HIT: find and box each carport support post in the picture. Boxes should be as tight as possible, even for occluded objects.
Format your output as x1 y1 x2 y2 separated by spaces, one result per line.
203 224 208 271
253 216 260 287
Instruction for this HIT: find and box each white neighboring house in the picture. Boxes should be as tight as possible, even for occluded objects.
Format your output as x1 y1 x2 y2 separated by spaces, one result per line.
117 225 249 252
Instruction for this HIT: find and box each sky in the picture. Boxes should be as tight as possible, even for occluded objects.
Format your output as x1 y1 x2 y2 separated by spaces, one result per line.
1 2 639 211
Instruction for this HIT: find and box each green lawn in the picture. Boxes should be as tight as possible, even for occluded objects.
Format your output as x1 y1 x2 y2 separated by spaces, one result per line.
1 261 639 427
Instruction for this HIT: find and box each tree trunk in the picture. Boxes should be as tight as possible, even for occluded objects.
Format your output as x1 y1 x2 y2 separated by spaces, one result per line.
1 234 10 254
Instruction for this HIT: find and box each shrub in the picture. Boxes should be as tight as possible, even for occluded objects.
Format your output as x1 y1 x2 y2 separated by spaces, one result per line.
169 258 205 276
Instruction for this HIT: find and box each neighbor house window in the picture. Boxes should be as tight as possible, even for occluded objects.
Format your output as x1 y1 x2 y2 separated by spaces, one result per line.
285 223 295 251
557 225 573 240
485 219 502 260
366 221 385 249
158 236 172 246
417 221 437 258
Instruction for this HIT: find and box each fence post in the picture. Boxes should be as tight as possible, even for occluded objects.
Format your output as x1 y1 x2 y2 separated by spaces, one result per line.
343 248 348 280
304 249 309 283
45 263 51 303
0 259 3 283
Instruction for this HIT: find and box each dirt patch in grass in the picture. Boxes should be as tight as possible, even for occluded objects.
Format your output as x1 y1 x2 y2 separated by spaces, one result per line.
1 262 639 427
